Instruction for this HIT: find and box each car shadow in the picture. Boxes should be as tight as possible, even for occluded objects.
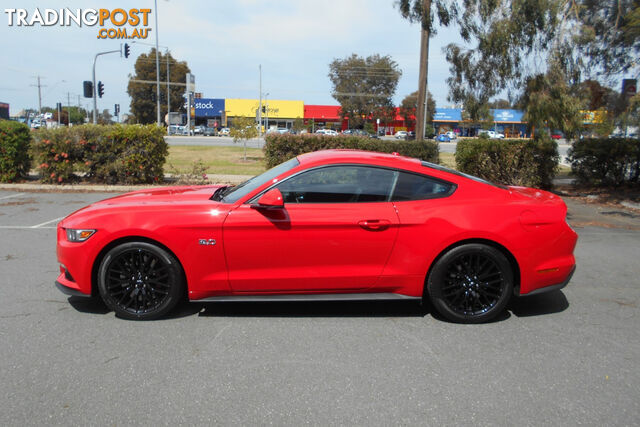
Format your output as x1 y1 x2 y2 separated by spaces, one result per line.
67 296 111 315
197 300 428 318
66 296 204 320
508 290 569 317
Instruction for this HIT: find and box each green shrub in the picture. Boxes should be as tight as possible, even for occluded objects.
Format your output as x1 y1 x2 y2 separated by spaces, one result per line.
567 138 640 186
455 137 559 189
0 121 32 182
31 124 167 184
87 125 167 184
263 134 439 168
31 126 88 183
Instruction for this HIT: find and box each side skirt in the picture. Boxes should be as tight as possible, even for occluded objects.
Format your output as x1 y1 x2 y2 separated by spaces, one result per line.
195 293 422 303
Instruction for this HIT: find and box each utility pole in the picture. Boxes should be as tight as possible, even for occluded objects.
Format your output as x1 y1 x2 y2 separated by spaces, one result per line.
154 0 161 126
415 0 432 141
258 65 262 137
30 76 45 114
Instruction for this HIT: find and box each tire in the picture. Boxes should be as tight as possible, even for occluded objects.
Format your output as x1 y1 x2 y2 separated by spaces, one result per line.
97 242 185 320
427 244 513 323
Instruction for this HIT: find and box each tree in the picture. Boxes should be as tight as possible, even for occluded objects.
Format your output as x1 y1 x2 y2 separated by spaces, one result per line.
98 109 113 125
127 48 191 125
488 99 511 109
518 65 584 137
328 54 401 129
437 1 640 138
577 0 640 77
396 0 456 140
292 117 305 133
399 90 435 131
230 116 258 162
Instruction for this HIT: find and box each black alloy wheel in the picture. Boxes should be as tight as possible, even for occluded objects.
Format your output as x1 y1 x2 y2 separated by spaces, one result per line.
427 244 513 323
98 242 184 320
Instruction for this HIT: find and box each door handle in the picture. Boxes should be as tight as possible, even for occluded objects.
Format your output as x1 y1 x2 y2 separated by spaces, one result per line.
358 219 391 231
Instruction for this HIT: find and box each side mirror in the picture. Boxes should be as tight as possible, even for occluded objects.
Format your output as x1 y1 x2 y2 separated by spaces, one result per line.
253 188 284 209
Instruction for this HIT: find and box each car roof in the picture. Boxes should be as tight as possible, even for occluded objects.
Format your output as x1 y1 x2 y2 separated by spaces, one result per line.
296 149 421 169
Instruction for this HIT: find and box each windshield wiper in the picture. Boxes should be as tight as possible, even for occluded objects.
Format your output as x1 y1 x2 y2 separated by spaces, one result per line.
211 186 229 201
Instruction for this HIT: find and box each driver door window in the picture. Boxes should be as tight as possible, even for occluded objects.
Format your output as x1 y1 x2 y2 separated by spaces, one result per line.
276 166 396 203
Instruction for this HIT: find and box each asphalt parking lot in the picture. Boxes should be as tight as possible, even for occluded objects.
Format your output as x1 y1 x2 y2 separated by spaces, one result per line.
1 190 639 425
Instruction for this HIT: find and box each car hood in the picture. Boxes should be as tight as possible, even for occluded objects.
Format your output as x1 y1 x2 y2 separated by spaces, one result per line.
101 185 226 204
60 185 230 226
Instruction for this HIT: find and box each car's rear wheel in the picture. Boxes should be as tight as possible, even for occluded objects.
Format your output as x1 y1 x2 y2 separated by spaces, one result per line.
427 244 513 323
97 242 184 320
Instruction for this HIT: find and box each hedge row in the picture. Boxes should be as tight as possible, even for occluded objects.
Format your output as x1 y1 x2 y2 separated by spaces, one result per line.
0 121 31 183
31 124 168 184
567 138 640 186
455 137 559 189
263 134 439 168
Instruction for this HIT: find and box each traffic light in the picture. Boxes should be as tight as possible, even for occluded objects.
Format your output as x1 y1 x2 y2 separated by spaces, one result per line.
98 81 104 98
114 104 120 116
124 43 130 58
83 81 93 98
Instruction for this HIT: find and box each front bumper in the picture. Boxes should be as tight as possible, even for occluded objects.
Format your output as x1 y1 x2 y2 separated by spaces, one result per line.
55 280 91 297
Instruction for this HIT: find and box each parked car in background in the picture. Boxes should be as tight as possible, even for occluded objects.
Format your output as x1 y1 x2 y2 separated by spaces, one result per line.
316 129 338 136
219 128 230 137
478 130 505 139
436 134 451 142
343 129 374 138
193 125 206 135
550 131 564 140
445 131 457 140
394 130 408 139
203 127 217 136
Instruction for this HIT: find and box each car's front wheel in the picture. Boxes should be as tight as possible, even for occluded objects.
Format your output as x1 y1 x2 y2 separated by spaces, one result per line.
97 242 184 320
427 244 513 323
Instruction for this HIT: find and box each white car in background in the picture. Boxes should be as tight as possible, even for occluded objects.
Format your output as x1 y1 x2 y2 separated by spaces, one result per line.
316 129 338 136
478 130 505 139
394 130 408 139
445 131 457 140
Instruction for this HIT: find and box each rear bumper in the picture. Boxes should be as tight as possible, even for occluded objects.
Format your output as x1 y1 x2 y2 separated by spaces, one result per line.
520 265 575 297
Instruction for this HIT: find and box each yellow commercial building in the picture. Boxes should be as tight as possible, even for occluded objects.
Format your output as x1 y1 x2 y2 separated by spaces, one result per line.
225 98 304 129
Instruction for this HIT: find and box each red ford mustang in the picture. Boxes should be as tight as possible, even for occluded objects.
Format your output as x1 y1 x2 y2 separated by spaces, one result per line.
56 150 577 323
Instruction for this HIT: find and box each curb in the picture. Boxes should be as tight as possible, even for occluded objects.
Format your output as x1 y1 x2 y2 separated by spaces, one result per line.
0 174 253 193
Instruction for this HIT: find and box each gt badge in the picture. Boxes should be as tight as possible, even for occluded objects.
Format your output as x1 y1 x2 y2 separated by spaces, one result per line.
198 239 216 246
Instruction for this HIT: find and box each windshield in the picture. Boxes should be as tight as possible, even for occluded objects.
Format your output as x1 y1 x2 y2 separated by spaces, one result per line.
218 157 300 203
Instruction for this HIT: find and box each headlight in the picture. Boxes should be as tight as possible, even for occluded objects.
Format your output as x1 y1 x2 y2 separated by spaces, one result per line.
65 228 96 242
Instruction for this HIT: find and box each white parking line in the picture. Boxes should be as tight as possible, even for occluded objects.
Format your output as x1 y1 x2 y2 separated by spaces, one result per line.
31 217 65 228
0 226 56 229
0 192 26 200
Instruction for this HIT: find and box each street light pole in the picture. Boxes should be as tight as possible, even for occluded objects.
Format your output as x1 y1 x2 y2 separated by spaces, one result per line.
154 0 161 126
92 49 120 124
258 65 262 136
166 48 170 124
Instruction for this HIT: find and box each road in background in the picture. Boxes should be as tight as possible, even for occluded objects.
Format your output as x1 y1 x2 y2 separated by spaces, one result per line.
0 190 638 425
166 136 572 165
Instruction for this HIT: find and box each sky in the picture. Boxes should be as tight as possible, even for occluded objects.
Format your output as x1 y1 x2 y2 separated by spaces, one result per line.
0 0 465 117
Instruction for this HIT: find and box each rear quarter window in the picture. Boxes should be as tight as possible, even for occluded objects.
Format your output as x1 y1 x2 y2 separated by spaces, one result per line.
391 171 455 201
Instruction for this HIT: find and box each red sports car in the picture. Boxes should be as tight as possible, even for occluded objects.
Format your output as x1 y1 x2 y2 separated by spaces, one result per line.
56 150 577 323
